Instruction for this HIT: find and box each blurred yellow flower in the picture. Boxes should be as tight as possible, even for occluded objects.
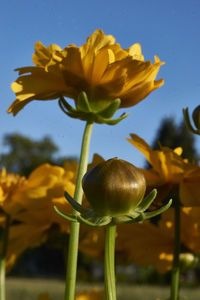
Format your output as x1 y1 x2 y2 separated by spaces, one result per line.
181 207 200 253
5 221 48 272
115 206 200 273
0 161 78 272
116 218 174 273
79 226 105 259
37 293 54 300
0 167 26 215
37 289 104 300
127 134 200 206
76 289 104 300
11 163 77 226
8 29 164 115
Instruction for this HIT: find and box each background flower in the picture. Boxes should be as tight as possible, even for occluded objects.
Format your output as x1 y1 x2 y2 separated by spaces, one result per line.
0 161 78 272
127 133 200 206
115 207 200 273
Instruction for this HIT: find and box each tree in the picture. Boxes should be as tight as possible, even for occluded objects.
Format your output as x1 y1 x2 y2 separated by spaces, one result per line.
0 133 77 176
151 117 198 162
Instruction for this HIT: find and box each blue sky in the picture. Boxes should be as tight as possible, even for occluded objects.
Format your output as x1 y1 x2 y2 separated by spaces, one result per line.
1 0 200 168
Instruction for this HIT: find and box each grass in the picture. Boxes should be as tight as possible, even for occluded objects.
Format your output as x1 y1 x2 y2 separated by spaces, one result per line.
6 277 200 300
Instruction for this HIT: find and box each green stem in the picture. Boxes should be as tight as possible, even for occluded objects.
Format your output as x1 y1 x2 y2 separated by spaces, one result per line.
170 200 181 300
64 121 93 300
0 215 10 300
105 224 117 300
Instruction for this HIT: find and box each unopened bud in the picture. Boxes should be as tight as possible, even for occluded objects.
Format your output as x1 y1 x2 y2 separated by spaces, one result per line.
82 158 146 216
179 253 198 272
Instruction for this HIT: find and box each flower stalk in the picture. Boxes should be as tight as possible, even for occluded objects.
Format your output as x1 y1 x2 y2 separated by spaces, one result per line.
105 224 117 300
0 215 10 300
64 121 93 300
56 157 172 300
170 199 181 300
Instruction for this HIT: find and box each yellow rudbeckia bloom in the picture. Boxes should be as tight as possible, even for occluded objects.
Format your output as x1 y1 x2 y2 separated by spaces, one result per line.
127 134 200 206
8 29 164 116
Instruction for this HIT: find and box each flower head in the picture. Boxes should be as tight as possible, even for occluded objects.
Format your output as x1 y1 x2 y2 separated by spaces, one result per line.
0 162 78 272
127 134 200 206
8 29 164 116
115 207 200 273
0 168 26 215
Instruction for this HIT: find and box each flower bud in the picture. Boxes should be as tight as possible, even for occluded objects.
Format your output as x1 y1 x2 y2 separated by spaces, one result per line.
179 253 198 272
82 158 146 216
192 105 200 130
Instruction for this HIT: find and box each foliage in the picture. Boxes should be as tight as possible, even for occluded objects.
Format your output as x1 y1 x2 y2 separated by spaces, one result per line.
0 133 77 176
151 117 198 162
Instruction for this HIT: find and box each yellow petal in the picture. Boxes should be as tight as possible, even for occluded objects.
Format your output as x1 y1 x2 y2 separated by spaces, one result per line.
32 41 62 68
127 43 144 61
127 134 154 164
180 168 200 206
120 78 164 108
174 147 183 156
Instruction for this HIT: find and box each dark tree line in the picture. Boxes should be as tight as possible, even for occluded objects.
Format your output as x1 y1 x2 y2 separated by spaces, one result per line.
0 133 77 176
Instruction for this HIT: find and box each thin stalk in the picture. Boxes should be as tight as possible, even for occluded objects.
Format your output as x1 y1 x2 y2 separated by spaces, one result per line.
0 215 10 300
170 200 181 300
64 121 93 300
104 224 117 300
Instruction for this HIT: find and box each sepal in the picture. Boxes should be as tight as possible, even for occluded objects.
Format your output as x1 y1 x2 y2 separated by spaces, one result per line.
54 188 172 227
136 189 157 212
98 98 121 118
58 92 129 125
76 91 92 113
64 190 93 217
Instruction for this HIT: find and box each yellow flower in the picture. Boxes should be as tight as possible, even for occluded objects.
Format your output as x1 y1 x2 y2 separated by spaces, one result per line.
116 218 174 274
8 29 164 115
5 221 48 272
79 226 105 259
76 289 104 300
37 289 104 300
11 162 78 236
0 162 78 272
181 207 200 253
37 294 54 300
0 168 26 214
116 207 200 273
127 134 200 206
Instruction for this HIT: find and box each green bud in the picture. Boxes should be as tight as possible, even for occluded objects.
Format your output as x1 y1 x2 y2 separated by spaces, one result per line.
82 158 146 217
179 253 198 272
192 105 200 130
